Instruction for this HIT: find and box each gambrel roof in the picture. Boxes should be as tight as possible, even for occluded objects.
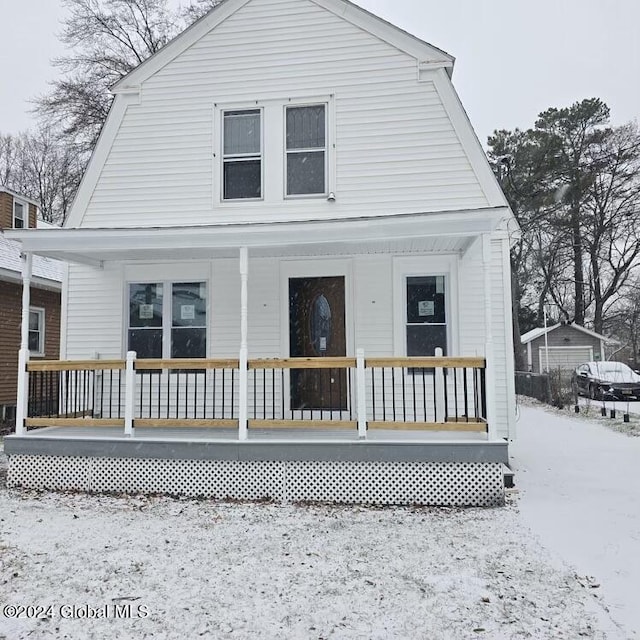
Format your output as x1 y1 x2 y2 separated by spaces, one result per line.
112 0 455 93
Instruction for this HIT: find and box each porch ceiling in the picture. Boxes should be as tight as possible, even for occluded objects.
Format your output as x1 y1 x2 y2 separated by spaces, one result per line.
5 208 508 266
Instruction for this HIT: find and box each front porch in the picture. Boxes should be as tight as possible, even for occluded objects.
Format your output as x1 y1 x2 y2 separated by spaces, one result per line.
6 354 507 505
5 210 512 505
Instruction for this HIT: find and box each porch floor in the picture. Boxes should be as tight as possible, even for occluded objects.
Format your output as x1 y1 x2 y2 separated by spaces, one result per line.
21 425 489 442
5 425 507 464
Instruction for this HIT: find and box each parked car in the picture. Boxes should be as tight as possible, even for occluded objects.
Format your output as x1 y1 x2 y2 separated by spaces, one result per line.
572 361 640 400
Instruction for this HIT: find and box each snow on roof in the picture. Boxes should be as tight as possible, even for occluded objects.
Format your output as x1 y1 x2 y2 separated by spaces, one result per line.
0 232 64 284
0 186 41 208
521 323 611 344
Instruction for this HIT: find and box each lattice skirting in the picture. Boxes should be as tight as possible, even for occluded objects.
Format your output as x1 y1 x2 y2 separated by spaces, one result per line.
7 456 505 507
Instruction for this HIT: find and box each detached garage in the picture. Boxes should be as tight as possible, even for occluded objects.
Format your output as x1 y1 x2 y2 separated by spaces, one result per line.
521 323 610 373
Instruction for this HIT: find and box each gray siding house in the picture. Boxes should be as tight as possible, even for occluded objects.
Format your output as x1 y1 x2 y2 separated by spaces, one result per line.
521 323 609 373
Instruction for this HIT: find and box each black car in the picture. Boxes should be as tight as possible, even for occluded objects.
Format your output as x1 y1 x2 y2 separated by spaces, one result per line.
572 361 640 400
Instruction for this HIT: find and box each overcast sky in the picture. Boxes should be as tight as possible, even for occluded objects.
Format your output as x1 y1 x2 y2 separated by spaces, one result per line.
1 0 638 146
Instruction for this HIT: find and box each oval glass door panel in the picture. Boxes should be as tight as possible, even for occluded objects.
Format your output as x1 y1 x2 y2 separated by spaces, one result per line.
310 293 331 354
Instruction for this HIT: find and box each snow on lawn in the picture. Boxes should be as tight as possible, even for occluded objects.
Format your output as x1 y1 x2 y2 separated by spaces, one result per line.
0 451 621 639
511 404 640 639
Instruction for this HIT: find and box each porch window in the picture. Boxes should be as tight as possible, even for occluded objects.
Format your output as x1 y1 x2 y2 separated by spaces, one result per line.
14 200 26 229
128 282 207 359
28 308 45 356
285 104 326 196
406 276 447 357
223 109 262 200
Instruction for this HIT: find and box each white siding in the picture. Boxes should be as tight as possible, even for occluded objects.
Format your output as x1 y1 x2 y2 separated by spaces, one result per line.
80 0 488 228
458 239 485 358
458 237 513 440
354 255 393 356
490 238 510 440
64 263 123 359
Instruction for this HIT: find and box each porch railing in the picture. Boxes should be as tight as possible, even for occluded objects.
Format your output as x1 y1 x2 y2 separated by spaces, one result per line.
21 351 487 435
248 358 357 428
134 359 239 427
26 359 125 427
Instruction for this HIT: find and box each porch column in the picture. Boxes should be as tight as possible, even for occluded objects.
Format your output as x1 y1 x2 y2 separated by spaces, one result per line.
482 235 497 440
15 252 33 435
238 247 249 440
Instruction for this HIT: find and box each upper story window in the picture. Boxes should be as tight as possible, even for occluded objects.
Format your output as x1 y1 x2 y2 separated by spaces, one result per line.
285 104 327 196
223 109 262 200
13 199 27 228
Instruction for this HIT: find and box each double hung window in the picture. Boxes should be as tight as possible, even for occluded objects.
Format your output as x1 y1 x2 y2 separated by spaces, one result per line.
285 104 327 196
28 308 45 355
406 276 447 357
223 109 262 200
128 282 207 359
14 200 26 228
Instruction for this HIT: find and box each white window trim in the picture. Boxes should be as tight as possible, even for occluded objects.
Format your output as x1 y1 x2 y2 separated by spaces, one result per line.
13 198 28 229
220 107 264 202
29 307 45 356
212 95 335 207
122 264 212 360
284 102 329 199
392 255 459 359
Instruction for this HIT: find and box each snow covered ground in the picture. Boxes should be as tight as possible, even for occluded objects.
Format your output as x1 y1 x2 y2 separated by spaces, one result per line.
0 404 637 639
511 403 640 639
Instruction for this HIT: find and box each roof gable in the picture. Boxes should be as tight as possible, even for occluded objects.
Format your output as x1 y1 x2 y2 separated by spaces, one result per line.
112 0 454 93
521 323 610 344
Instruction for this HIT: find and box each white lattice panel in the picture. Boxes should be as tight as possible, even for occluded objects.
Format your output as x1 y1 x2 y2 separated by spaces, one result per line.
7 456 504 506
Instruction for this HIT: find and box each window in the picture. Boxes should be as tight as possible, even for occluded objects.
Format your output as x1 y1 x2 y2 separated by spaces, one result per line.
286 104 327 196
406 276 447 357
128 282 207 359
223 109 262 200
13 200 27 229
29 308 45 355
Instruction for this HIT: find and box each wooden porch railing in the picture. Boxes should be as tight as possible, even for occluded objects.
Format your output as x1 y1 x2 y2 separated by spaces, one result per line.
21 352 487 435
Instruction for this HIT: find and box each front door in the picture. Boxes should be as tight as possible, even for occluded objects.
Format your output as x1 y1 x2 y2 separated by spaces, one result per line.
289 276 347 410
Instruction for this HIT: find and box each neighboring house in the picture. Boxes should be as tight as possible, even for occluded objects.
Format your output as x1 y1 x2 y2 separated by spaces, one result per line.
521 322 610 373
0 188 64 421
5 0 516 506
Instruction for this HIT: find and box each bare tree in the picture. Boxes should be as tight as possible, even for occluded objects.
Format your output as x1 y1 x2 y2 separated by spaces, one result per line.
489 100 640 362
583 122 640 334
34 0 182 150
180 0 223 23
0 128 84 224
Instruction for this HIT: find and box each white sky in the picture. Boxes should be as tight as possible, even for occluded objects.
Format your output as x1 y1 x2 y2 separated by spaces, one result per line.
1 0 639 146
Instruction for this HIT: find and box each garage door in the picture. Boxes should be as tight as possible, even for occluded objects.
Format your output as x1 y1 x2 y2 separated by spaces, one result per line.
538 346 593 372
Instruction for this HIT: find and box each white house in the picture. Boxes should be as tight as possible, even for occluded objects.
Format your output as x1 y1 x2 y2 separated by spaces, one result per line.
5 0 516 506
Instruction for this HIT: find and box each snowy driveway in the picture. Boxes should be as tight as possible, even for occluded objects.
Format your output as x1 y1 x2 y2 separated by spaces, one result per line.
510 405 640 639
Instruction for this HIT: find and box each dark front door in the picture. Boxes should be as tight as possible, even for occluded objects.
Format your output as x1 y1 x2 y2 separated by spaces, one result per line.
289 276 347 410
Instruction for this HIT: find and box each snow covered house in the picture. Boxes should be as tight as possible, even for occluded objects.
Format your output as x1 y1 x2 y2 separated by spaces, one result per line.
0 188 64 421
5 0 516 506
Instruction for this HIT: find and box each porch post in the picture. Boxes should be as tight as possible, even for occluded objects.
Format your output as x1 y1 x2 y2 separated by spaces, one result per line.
124 351 136 436
15 252 33 435
482 234 497 440
434 346 446 422
356 349 367 438
238 246 249 440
